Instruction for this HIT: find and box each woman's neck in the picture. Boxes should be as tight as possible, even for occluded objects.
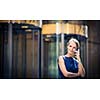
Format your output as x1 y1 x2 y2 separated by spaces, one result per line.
65 53 73 57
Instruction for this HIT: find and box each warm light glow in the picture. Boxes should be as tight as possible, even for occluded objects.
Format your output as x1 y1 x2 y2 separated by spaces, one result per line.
21 26 28 29
42 23 85 36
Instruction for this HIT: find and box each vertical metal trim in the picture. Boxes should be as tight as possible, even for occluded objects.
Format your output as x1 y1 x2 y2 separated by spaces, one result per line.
39 20 42 78
61 22 65 55
56 22 59 57
15 35 18 78
86 37 89 78
22 33 26 78
8 23 12 78
32 30 34 78
39 20 42 28
84 25 88 78
56 22 59 78
37 29 41 78
41 33 44 78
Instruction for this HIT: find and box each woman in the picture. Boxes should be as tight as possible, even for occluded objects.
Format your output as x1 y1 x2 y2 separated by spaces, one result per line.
58 38 85 79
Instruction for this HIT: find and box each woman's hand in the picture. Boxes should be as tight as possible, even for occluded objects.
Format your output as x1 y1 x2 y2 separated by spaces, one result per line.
74 49 81 62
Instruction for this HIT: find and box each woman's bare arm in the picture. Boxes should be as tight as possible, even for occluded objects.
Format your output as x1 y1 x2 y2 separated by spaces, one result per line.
78 61 85 77
58 56 79 78
75 49 85 77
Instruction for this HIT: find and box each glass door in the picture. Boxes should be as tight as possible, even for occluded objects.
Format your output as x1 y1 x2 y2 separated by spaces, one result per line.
12 24 41 78
41 34 61 78
0 22 41 79
41 21 88 79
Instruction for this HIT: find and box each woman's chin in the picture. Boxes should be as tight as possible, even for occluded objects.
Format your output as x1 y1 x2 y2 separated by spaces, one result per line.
68 53 73 56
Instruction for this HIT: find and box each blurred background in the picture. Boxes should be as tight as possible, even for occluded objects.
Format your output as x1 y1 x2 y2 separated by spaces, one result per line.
0 20 100 79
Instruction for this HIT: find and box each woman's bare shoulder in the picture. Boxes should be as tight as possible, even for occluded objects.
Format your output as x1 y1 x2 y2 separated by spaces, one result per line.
58 55 65 62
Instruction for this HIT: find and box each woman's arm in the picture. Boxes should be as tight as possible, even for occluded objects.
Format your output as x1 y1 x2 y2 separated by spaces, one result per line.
75 50 85 77
78 61 85 77
58 56 79 78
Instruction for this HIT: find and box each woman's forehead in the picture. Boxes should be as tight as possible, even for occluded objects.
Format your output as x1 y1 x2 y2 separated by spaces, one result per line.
69 41 77 47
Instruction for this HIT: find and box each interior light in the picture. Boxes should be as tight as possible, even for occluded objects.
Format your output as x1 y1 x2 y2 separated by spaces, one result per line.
21 26 28 28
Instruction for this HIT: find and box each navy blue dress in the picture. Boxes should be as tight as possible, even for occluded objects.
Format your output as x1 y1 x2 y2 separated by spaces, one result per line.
58 56 79 79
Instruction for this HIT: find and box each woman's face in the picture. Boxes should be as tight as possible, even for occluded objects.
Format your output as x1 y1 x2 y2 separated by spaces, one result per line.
67 41 77 56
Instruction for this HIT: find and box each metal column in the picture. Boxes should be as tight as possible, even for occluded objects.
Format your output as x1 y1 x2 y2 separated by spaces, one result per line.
22 33 27 78
32 30 34 78
56 22 60 78
38 29 41 78
61 22 65 55
8 23 12 78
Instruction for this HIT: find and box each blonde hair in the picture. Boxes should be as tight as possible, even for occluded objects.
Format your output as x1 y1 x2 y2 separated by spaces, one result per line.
67 38 80 49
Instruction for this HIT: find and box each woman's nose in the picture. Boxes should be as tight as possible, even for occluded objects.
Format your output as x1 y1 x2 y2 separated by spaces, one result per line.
72 48 76 52
70 47 73 51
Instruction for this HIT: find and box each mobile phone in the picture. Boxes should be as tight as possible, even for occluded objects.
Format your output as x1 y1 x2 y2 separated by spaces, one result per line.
74 49 79 58
74 48 78 53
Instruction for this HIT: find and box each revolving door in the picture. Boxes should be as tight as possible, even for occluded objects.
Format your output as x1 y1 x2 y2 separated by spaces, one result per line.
0 22 41 78
41 22 88 78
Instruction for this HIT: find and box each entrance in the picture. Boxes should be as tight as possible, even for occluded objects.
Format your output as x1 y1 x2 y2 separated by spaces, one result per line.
0 22 41 78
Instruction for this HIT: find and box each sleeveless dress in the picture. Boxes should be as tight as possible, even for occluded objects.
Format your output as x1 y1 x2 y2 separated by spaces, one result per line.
58 56 79 79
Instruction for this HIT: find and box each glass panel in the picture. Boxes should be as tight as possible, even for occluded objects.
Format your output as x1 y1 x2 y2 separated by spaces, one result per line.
26 33 33 78
12 30 40 78
32 31 40 78
42 34 61 78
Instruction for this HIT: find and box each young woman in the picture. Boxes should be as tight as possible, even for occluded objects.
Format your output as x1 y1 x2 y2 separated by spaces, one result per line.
58 38 85 79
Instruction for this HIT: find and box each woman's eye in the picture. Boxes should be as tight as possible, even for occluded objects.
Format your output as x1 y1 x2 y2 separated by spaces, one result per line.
73 47 76 49
69 45 72 47
73 47 76 50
